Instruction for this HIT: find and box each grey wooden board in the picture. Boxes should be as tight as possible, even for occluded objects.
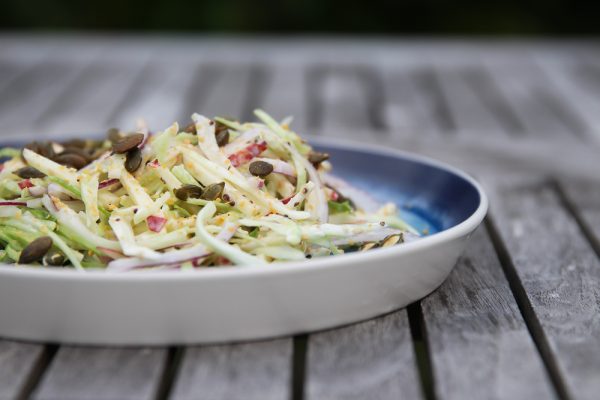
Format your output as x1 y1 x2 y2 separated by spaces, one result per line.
32 347 167 400
534 55 600 143
0 340 46 400
181 65 255 122
35 62 147 135
379 64 448 136
558 179 600 248
422 227 555 400
258 64 309 132
310 65 384 132
171 339 292 400
305 311 422 400
110 62 200 131
489 178 600 400
483 59 588 140
434 64 523 137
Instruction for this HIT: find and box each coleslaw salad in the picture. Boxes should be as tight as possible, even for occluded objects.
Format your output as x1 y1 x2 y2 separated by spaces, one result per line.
0 110 418 271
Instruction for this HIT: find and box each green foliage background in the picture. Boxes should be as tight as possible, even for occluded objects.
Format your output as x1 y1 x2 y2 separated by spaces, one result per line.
1 0 597 34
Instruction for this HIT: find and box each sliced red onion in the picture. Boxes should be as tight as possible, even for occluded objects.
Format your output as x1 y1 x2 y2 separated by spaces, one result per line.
147 159 160 169
323 174 382 213
223 129 262 156
216 221 238 242
247 176 265 190
330 227 403 246
106 244 211 271
28 186 47 197
254 158 296 177
147 215 167 233
228 141 268 167
98 247 126 260
98 178 120 189
0 201 26 207
18 179 33 189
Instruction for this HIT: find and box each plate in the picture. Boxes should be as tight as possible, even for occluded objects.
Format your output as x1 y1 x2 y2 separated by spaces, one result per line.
0 137 488 345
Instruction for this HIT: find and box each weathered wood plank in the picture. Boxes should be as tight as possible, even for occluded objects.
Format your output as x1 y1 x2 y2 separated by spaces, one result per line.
183 65 254 122
489 177 600 400
35 62 147 135
258 64 309 132
309 65 385 132
111 62 201 130
484 59 588 140
170 339 292 400
305 311 422 400
434 64 523 137
32 347 167 400
0 61 91 134
0 340 47 399
422 227 555 400
557 178 600 250
379 64 448 135
534 56 600 143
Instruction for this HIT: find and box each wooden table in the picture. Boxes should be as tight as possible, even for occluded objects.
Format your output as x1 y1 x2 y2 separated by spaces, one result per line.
0 36 599 400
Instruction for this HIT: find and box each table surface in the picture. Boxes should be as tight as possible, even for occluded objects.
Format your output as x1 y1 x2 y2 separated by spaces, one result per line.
0 35 599 400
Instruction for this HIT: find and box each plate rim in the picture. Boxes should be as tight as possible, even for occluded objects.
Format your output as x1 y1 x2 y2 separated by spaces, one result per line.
0 134 488 281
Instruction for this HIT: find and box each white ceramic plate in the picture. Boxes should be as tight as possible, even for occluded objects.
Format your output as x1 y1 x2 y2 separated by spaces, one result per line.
0 137 487 345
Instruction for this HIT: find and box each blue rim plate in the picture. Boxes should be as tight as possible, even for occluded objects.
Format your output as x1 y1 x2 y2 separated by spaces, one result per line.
0 136 488 344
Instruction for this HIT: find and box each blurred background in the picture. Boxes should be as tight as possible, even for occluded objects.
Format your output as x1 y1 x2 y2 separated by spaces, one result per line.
2 0 599 35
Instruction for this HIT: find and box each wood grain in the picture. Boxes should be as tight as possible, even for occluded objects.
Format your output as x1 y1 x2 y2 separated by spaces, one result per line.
422 227 556 400
305 311 422 400
170 339 292 400
0 340 46 400
489 178 600 400
32 347 167 400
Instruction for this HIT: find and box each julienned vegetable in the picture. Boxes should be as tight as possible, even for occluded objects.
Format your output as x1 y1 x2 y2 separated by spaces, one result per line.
0 110 418 271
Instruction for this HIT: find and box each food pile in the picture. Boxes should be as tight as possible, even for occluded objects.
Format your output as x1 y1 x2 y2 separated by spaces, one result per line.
0 110 416 271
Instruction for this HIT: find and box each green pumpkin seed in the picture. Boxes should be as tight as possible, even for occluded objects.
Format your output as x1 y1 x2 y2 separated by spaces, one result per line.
19 236 53 264
125 147 143 173
14 166 45 179
43 249 65 266
106 128 124 143
54 153 88 170
182 123 196 133
201 182 225 201
249 161 274 178
308 151 329 165
112 133 144 154
175 184 204 201
215 129 230 147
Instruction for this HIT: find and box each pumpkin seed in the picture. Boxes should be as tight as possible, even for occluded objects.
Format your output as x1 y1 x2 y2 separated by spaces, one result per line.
182 123 196 133
62 138 87 149
125 147 143 173
249 161 274 177
201 182 225 201
112 133 144 154
360 242 378 252
18 236 53 264
381 234 402 247
60 147 91 162
308 151 329 165
215 129 229 147
106 128 124 143
43 249 65 266
14 166 45 179
54 153 88 170
175 184 204 201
